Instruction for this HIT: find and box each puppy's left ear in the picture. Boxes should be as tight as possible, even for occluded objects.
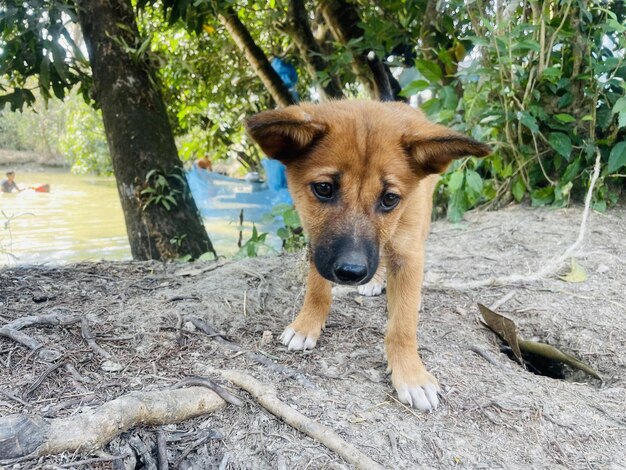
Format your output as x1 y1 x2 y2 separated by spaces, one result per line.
403 125 491 174
245 106 327 164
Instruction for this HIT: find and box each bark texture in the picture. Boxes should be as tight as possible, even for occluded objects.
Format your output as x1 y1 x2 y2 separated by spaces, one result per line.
285 0 345 100
0 387 225 459
76 0 215 261
319 0 403 101
219 8 296 107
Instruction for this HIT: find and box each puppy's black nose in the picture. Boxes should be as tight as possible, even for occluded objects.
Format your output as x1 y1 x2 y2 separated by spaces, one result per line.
334 263 368 284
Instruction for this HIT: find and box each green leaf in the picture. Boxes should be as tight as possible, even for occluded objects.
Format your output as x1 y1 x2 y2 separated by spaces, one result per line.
447 171 464 192
415 59 442 83
400 79 429 97
554 113 576 123
512 39 541 53
511 176 525 202
608 141 626 173
548 132 572 160
612 96 626 128
540 67 561 83
465 170 483 194
283 209 300 228
530 186 554 207
561 158 581 183
517 111 538 133
440 86 458 111
447 189 467 222
559 258 587 283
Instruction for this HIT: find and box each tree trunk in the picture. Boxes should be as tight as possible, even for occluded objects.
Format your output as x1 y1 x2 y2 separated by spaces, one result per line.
285 0 344 100
75 0 215 261
319 0 403 101
219 8 296 108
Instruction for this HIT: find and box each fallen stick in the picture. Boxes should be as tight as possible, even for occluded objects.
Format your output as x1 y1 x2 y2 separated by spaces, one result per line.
156 431 168 470
217 369 384 470
0 386 225 461
81 318 112 360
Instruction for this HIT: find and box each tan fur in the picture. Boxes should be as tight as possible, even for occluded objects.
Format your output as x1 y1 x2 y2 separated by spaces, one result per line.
246 100 490 410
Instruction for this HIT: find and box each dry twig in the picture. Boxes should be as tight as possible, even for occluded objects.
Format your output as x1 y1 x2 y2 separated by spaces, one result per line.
80 319 112 360
216 369 384 470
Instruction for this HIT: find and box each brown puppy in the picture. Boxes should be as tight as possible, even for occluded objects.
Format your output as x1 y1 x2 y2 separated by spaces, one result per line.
246 100 490 411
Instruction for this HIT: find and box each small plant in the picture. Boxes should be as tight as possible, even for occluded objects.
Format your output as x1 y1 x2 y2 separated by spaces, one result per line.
236 224 275 258
260 203 307 253
169 233 188 248
141 168 186 211
1 210 33 263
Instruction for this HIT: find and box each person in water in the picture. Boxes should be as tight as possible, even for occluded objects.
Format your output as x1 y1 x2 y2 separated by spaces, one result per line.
1 171 23 193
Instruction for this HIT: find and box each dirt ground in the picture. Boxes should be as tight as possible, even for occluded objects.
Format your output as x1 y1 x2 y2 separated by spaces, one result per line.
1 204 625 469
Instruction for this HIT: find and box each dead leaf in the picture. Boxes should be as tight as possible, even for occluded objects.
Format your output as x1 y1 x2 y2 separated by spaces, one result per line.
517 339 601 380
478 303 602 380
559 258 587 283
478 303 523 364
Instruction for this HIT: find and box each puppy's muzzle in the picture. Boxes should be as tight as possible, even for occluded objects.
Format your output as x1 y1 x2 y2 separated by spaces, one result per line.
313 235 379 286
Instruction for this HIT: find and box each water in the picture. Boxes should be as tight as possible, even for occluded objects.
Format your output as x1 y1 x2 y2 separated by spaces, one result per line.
0 169 283 265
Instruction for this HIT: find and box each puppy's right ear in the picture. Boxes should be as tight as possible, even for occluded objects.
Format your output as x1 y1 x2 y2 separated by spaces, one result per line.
245 106 327 164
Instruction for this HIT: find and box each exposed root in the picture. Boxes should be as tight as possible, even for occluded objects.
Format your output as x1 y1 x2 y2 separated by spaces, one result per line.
0 386 225 461
216 369 385 470
0 310 80 361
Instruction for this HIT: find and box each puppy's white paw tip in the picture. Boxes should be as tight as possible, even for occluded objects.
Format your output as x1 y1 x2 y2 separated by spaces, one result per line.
357 282 384 297
281 327 318 351
395 383 440 412
280 327 296 346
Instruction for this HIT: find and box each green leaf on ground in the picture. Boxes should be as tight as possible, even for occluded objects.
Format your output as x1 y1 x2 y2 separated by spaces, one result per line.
559 258 587 283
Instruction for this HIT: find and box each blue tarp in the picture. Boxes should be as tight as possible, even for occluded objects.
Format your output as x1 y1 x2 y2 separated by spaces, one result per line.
186 161 291 223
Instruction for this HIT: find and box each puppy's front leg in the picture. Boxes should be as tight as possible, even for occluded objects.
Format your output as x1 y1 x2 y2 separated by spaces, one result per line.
281 262 332 351
385 253 440 411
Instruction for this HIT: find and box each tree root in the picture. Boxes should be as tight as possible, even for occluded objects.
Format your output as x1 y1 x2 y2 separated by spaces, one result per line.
0 386 225 461
0 310 80 361
217 369 385 470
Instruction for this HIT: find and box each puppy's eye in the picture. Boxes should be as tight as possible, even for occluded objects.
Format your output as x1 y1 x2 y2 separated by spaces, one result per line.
380 192 400 211
312 182 334 201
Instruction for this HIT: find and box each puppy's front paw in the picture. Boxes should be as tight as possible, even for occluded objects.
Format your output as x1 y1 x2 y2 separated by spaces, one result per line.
391 366 440 412
280 326 320 351
357 279 384 297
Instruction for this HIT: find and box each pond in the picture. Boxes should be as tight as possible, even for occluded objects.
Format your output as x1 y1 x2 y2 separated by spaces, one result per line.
0 168 284 266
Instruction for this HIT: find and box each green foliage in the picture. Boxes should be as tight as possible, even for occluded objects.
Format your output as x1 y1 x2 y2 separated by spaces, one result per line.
0 0 89 110
403 0 626 220
236 223 274 258
0 97 64 156
260 203 307 253
58 93 111 174
140 168 187 211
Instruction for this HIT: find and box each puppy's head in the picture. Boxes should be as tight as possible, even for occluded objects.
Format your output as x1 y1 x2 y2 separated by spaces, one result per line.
245 101 490 285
